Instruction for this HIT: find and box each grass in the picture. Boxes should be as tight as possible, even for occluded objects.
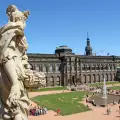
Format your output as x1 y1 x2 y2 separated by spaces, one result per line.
31 86 68 92
89 81 120 87
108 86 120 90
31 91 91 116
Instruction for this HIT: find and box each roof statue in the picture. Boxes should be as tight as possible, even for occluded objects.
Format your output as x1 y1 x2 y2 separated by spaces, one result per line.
0 5 46 120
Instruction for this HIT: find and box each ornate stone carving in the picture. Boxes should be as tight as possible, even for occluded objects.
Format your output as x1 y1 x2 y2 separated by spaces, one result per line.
0 5 45 120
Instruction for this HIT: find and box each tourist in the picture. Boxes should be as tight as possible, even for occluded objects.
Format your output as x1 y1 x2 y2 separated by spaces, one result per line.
42 107 46 115
92 92 95 96
57 108 61 116
109 108 111 114
118 99 120 104
113 101 117 105
86 94 89 98
106 108 109 115
119 105 120 115
40 107 43 115
44 107 48 114
86 104 90 108
35 108 39 116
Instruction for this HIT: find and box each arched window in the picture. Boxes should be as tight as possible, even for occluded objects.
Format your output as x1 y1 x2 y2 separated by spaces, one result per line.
92 64 95 70
82 64 86 70
42 65 46 72
101 65 104 70
96 64 99 70
86 64 90 70
36 65 40 72
49 64 53 72
56 64 60 72
50 76 54 86
56 76 60 86
113 64 116 70
107 64 110 70
110 65 112 70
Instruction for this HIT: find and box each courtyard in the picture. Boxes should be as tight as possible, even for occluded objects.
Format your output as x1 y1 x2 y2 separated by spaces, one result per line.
29 88 120 120
31 91 91 115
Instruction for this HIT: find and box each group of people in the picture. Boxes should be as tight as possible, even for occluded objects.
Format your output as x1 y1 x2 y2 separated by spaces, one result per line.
29 106 47 116
69 84 102 93
86 96 96 107
108 89 120 95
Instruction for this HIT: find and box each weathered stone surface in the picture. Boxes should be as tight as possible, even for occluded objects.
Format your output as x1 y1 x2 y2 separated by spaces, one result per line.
0 5 45 120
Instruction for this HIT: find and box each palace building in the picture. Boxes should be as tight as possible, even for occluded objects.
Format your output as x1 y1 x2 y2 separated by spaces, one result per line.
27 37 120 87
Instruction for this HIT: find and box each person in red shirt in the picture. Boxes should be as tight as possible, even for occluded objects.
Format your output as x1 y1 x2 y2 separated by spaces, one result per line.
57 109 61 116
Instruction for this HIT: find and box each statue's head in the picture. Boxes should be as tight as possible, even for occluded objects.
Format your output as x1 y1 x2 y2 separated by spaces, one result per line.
23 11 30 20
6 5 17 16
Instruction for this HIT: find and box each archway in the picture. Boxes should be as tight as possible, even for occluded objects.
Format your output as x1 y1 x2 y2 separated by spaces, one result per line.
113 73 115 81
88 75 91 83
110 73 112 81
102 74 104 82
82 75 86 83
50 76 54 86
56 76 60 86
93 74 96 83
96 74 99 82
72 76 76 85
98 74 100 82
106 74 108 81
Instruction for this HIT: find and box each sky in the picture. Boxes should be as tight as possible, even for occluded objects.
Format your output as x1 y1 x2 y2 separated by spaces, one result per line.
0 0 120 56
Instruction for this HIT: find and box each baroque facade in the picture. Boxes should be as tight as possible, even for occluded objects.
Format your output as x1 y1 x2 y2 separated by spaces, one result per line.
27 38 120 87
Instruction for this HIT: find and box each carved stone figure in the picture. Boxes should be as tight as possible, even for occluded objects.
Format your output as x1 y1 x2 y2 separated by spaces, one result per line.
0 5 45 120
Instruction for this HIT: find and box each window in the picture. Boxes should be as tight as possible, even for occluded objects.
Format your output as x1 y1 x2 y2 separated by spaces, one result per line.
82 64 86 70
96 65 99 70
92 65 95 70
42 65 46 72
101 65 104 70
56 65 59 72
35 65 39 72
49 64 53 72
104 65 107 70
110 65 112 70
86 64 90 70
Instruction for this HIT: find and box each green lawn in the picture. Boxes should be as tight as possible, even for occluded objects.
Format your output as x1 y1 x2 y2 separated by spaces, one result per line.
89 81 120 87
31 87 68 92
31 91 91 116
108 86 120 90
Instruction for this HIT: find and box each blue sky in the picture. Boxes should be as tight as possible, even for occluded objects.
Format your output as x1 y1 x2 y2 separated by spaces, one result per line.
0 0 120 55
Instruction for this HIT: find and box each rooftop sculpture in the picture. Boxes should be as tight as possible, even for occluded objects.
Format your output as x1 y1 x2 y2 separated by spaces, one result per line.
0 5 46 120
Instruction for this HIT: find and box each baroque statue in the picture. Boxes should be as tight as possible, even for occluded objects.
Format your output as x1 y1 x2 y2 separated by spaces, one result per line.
0 5 46 120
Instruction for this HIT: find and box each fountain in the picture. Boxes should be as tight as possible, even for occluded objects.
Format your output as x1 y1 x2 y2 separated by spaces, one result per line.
101 77 107 107
102 77 107 99
89 77 119 107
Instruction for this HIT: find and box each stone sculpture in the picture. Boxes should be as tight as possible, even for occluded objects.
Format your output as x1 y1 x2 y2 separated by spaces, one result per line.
0 5 46 120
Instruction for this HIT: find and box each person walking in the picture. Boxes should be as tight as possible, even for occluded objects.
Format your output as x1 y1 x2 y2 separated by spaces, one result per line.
119 105 120 115
57 108 61 116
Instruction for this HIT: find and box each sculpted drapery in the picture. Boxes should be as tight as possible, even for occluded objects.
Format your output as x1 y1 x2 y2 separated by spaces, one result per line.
0 5 46 120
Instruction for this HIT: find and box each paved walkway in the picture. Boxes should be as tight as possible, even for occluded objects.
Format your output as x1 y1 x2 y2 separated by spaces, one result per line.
29 90 70 98
29 105 120 120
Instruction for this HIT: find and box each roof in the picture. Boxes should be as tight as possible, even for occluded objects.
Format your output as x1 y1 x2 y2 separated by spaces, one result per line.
56 45 72 50
27 53 58 58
